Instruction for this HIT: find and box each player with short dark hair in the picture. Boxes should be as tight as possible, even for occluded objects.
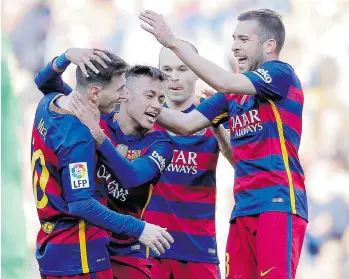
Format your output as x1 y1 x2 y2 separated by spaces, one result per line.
35 50 175 279
140 8 307 279
33 49 173 279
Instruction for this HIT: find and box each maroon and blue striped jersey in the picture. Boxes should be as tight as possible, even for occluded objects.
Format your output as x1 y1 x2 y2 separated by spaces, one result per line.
196 60 308 222
31 93 111 276
144 103 220 264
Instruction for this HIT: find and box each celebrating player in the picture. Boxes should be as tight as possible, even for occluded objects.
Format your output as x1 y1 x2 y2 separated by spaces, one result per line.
32 49 173 279
140 8 308 279
143 42 231 279
35 50 175 279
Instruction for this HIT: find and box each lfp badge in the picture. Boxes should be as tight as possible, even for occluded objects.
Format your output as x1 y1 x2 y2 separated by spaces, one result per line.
69 162 90 189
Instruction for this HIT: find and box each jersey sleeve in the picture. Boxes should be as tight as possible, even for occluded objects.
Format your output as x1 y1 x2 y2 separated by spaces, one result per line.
97 138 173 188
58 124 96 203
34 59 73 95
196 93 229 127
143 139 174 174
242 61 292 100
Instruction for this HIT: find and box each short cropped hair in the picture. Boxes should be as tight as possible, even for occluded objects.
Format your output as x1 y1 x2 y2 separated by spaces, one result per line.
125 65 168 88
76 49 129 91
238 9 285 54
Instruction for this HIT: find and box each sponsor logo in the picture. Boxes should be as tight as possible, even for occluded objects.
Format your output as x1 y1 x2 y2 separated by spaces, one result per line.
230 109 263 137
272 197 284 203
69 162 90 189
166 150 198 174
97 165 128 202
131 244 141 250
149 150 167 172
253 68 272 83
208 248 216 254
260 267 275 277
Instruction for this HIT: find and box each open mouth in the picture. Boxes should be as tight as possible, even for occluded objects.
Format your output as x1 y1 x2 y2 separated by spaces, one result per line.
144 111 158 123
236 57 247 65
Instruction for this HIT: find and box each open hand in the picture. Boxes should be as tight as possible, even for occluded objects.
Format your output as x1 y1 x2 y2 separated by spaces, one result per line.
139 10 176 48
65 48 112 77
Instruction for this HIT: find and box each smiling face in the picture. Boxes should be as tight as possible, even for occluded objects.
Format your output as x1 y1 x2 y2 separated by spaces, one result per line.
95 74 126 113
126 76 166 130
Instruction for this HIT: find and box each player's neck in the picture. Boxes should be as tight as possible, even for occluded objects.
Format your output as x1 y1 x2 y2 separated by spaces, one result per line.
118 107 148 137
165 95 196 112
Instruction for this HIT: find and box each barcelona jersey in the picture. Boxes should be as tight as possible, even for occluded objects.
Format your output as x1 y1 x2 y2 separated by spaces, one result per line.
144 103 220 263
98 113 173 259
31 93 111 276
196 60 308 222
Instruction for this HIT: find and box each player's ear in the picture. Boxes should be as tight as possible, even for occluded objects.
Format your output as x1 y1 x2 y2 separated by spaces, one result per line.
264 39 276 54
89 85 100 103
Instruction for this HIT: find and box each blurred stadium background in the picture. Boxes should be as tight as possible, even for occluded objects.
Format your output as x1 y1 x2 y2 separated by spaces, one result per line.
2 0 349 278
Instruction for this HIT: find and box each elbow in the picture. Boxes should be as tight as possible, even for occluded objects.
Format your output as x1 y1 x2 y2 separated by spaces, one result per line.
215 82 231 94
176 126 195 136
34 73 42 88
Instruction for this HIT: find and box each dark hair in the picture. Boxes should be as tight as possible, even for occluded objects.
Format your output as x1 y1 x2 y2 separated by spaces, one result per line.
76 49 129 91
125 65 168 87
238 9 285 54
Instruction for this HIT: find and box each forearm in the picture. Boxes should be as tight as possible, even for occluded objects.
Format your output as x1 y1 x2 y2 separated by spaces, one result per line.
210 125 233 165
170 39 255 95
157 108 210 136
34 52 73 94
97 137 159 188
68 198 145 238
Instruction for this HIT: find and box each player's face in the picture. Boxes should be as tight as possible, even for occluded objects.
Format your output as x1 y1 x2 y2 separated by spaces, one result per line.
97 74 126 113
232 20 265 73
159 48 197 103
126 76 165 130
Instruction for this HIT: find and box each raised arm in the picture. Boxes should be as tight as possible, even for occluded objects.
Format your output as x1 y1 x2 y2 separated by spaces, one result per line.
139 10 256 95
34 48 111 95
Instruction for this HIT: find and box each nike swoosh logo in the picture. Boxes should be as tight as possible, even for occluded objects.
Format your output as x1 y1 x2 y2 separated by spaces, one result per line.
260 267 275 277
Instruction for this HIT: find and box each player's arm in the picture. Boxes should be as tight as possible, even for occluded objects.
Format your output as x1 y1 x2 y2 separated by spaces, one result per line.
69 92 174 188
34 48 110 95
59 124 144 237
60 123 174 255
139 10 256 95
97 137 174 188
210 125 233 165
157 92 230 137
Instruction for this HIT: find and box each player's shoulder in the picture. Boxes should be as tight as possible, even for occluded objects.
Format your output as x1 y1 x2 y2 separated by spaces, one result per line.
47 95 92 145
258 60 294 76
36 92 62 111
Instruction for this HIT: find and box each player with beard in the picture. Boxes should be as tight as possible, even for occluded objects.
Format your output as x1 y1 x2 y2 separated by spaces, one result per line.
140 8 308 279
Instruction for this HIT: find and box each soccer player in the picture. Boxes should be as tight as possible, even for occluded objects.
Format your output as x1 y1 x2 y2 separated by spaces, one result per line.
140 9 308 279
32 49 173 279
142 43 231 279
35 50 175 279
